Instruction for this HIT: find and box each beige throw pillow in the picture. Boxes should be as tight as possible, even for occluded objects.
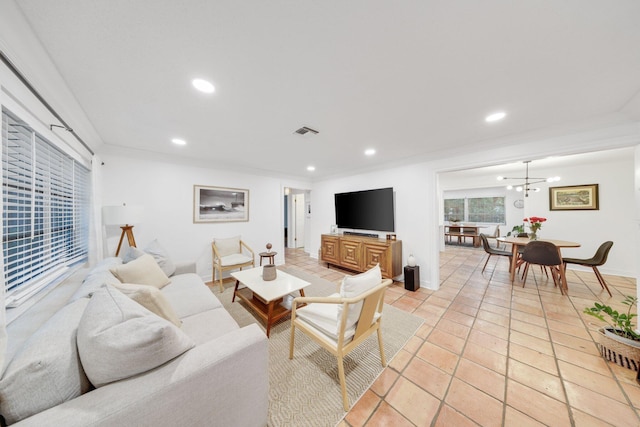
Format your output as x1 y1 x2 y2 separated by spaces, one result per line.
337 264 382 330
110 253 170 288
113 282 182 327
77 285 194 387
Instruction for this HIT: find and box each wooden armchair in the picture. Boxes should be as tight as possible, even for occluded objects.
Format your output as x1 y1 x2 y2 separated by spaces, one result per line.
289 265 392 411
211 236 254 292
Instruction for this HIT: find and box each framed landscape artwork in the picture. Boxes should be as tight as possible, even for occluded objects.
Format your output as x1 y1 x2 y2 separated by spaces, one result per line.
193 185 249 223
549 184 599 211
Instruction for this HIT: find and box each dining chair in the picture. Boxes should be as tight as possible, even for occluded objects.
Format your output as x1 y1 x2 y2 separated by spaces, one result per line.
479 234 512 272
520 240 564 294
484 225 503 249
563 241 614 297
211 236 255 292
289 265 392 411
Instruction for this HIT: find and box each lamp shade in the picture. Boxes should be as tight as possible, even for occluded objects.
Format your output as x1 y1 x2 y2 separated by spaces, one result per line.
102 205 144 226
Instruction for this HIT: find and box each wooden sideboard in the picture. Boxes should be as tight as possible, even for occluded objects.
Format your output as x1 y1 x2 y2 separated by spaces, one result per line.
320 234 402 279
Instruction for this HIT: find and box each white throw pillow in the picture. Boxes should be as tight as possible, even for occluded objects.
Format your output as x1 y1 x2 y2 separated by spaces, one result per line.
214 236 241 258
142 239 176 277
121 245 145 263
0 298 91 425
113 282 182 327
337 264 382 330
110 253 171 289
77 285 194 387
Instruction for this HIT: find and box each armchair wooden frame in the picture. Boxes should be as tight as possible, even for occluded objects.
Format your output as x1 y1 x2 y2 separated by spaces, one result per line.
211 239 255 292
289 278 393 411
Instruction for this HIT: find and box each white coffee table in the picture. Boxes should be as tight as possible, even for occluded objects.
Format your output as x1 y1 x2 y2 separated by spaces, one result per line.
231 267 310 337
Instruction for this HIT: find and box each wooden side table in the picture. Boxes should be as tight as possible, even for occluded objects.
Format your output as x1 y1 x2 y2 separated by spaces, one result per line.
259 251 277 266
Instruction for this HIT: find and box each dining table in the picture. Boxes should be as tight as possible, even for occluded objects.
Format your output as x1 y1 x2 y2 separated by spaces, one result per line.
496 236 581 294
444 224 488 247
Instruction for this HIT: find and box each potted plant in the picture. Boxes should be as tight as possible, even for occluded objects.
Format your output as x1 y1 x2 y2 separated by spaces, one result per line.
507 224 525 236
584 296 640 370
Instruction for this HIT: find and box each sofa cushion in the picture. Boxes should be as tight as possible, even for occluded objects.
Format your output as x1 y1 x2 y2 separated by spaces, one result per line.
77 285 194 387
113 282 182 327
220 253 253 267
160 273 222 318
110 253 170 289
214 236 240 257
337 264 381 330
70 257 122 301
0 298 91 425
180 308 240 345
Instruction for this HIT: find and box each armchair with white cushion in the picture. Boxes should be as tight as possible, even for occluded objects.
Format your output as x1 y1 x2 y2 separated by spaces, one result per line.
211 236 255 292
288 265 392 411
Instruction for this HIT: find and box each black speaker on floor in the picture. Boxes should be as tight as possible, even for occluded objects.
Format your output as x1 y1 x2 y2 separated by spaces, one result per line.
404 265 420 291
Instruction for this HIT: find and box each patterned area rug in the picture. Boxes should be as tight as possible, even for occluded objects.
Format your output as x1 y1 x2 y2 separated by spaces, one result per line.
213 267 423 427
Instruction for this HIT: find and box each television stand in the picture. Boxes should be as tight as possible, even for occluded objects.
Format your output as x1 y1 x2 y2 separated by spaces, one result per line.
320 234 402 279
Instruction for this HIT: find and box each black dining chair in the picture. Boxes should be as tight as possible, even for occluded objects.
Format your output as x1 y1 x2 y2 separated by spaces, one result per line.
520 241 564 294
563 241 614 297
480 234 512 272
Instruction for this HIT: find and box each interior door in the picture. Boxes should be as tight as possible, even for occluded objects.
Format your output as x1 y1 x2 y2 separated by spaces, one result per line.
293 194 305 248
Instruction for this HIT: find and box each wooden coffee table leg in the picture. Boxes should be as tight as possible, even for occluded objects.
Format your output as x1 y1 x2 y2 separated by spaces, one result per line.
266 301 275 337
232 280 240 302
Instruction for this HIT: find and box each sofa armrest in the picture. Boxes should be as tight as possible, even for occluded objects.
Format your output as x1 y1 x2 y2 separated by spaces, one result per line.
173 261 197 275
13 324 268 427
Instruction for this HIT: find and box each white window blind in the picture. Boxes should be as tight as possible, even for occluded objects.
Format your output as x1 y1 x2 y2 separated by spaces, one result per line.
2 108 90 306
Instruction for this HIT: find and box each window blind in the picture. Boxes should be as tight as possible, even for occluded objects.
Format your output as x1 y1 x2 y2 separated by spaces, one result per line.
2 108 90 306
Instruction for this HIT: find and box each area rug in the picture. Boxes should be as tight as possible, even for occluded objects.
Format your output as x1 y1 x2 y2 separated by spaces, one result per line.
213 267 424 427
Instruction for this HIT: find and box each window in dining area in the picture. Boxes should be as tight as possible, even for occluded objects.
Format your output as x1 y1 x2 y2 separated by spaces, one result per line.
444 196 505 223
468 197 505 223
444 198 465 222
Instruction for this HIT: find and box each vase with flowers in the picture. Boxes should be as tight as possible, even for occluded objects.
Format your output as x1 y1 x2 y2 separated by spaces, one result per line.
523 216 546 240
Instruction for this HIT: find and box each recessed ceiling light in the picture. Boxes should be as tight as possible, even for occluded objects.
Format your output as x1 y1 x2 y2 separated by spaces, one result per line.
192 78 215 94
485 111 506 122
365 148 376 156
171 138 186 146
307 166 316 172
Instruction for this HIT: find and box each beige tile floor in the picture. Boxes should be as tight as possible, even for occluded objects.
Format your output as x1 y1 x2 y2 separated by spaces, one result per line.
283 245 640 426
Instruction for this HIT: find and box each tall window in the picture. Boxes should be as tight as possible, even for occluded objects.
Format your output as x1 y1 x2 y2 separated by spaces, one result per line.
468 197 505 223
444 196 505 223
2 108 90 307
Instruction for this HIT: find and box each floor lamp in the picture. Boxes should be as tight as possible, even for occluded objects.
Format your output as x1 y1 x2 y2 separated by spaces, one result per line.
102 204 144 256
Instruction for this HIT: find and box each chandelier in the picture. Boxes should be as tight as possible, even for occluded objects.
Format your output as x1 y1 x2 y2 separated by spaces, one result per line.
497 160 560 197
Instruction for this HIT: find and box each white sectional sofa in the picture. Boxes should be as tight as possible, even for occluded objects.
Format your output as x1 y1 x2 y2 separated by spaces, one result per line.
1 251 268 426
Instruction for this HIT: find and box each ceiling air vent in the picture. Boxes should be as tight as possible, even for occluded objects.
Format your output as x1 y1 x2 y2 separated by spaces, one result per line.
294 126 319 135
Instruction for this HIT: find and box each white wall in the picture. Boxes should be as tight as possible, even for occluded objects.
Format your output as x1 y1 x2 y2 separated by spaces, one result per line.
310 163 434 287
100 151 311 280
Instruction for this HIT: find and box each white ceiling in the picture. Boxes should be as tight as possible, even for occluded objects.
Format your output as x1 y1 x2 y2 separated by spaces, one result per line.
13 0 640 179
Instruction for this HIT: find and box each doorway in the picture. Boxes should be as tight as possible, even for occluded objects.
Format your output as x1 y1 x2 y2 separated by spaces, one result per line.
284 188 308 250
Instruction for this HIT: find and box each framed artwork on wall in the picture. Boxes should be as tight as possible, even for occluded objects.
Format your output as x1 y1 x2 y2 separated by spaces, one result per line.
549 184 599 211
193 185 249 223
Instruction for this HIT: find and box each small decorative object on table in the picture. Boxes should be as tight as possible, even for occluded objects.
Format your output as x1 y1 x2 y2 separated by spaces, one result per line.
523 216 546 240
584 295 640 371
263 264 277 281
407 254 416 267
259 243 277 266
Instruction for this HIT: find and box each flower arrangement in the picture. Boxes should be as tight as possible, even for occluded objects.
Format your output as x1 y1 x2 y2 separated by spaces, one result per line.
523 216 546 233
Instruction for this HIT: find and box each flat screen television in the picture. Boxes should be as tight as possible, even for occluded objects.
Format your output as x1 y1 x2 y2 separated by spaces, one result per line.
334 187 395 232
